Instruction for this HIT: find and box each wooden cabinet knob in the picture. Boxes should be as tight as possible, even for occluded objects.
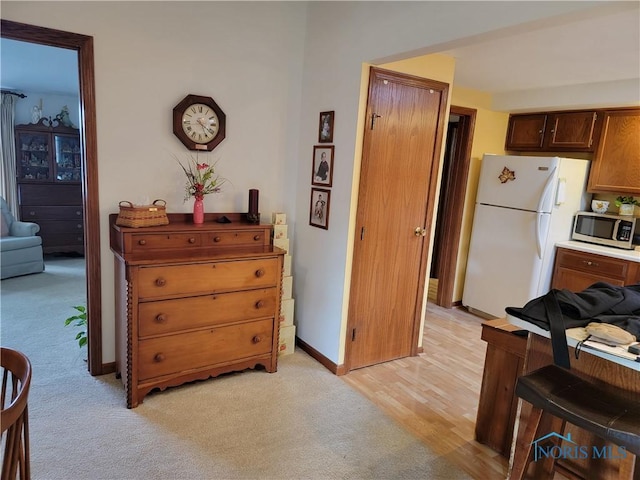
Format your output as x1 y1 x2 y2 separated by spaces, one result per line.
154 353 165 362
29 211 35 217
214 236 221 243
77 224 82 229
76 210 81 216
155 314 167 323
253 235 261 241
155 277 166 287
252 335 261 344
255 269 265 278
138 239 147 245
188 237 196 244
255 300 265 309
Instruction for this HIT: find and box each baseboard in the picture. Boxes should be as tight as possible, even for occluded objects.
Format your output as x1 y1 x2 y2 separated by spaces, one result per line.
296 337 347 376
101 361 116 375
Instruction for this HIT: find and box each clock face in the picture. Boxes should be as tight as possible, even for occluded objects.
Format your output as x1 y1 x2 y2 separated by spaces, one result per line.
173 94 226 151
181 103 219 144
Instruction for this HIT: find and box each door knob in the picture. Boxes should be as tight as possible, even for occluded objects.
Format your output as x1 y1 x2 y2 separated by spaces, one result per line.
414 227 426 237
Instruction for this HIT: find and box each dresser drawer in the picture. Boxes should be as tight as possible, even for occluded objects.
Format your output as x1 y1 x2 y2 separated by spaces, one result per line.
206 230 268 247
37 219 84 236
131 233 202 251
21 205 83 221
138 258 279 298
138 318 273 380
138 287 277 337
555 249 627 279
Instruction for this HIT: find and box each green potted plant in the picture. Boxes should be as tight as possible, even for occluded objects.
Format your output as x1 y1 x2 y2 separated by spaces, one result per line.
64 305 87 348
614 196 638 216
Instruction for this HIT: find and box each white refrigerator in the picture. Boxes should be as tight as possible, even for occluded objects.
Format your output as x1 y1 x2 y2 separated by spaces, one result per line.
462 154 590 318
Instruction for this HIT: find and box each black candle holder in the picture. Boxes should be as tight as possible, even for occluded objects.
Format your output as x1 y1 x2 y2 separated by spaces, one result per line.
246 212 260 224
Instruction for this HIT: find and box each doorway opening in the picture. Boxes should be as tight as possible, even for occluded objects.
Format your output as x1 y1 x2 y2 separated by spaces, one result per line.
1 19 103 375
429 105 476 308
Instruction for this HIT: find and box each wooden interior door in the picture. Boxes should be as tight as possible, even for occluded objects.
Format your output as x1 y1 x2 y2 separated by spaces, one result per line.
346 67 449 370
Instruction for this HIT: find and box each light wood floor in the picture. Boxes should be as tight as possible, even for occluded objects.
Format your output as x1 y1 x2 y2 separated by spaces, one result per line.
341 302 510 479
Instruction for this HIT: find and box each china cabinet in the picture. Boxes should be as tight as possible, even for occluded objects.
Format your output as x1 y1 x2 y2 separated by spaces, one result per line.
15 119 84 255
110 213 286 408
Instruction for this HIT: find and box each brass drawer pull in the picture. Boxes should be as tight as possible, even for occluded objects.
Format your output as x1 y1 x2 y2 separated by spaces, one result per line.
252 335 262 344
214 236 221 243
254 235 261 241
188 237 196 244
138 239 147 246
29 211 36 216
155 314 167 323
582 260 599 267
255 300 265 309
154 353 165 362
155 277 166 287
255 269 265 278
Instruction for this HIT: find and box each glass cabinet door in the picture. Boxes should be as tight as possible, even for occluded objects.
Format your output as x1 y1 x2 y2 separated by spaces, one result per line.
54 134 81 182
16 131 51 181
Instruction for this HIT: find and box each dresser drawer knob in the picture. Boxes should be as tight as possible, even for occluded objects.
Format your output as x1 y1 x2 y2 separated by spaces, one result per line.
582 260 599 267
253 235 261 241
255 269 265 278
77 224 82 229
188 237 196 244
154 353 165 362
155 277 166 287
252 335 262 344
155 314 167 323
255 300 265 309
29 211 35 217
76 210 81 216
214 236 222 243
138 239 147 246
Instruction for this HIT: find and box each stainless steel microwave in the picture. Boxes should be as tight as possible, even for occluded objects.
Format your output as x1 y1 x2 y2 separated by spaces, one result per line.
572 211 640 250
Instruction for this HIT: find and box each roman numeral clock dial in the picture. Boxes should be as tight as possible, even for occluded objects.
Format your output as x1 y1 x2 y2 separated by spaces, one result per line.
173 94 226 151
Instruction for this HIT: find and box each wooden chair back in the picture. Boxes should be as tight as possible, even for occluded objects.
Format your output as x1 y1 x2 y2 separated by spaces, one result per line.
1 347 32 480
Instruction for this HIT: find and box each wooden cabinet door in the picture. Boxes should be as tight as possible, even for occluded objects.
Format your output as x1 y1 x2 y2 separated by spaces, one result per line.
545 111 597 150
552 266 625 292
505 114 546 150
587 108 640 194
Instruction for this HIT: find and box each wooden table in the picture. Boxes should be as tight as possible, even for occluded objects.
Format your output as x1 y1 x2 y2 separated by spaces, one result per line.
508 316 639 480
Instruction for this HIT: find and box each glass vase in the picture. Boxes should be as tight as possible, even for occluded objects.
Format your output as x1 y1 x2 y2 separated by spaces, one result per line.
193 196 204 224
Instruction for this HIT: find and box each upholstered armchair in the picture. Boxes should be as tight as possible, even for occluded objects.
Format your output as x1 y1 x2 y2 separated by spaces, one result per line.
0 197 44 279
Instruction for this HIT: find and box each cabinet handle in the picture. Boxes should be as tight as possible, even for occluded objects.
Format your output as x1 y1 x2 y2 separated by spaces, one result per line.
77 224 82 229
255 300 265 309
582 260 599 267
188 237 196 244
155 277 166 287
155 314 167 323
76 210 81 216
254 235 261 241
154 353 165 362
138 239 147 246
252 335 262 344
255 269 265 278
214 236 221 243
29 211 35 216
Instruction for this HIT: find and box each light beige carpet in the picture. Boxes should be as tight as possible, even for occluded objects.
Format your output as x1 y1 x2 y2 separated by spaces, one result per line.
1 257 470 479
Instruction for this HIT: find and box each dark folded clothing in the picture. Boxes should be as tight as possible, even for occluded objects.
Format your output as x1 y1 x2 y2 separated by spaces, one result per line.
505 282 640 339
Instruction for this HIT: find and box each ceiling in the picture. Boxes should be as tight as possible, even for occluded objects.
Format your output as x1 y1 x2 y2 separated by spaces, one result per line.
1 3 638 104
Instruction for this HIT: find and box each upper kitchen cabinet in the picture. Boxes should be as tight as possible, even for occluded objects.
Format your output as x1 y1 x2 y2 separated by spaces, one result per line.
587 108 640 195
505 110 598 152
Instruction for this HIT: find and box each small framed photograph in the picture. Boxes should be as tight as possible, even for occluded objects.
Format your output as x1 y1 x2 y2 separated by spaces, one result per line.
311 145 334 187
309 187 331 230
318 110 334 143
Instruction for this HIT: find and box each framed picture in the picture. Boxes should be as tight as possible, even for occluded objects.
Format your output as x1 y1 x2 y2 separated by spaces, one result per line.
318 110 334 143
311 145 334 187
309 188 331 230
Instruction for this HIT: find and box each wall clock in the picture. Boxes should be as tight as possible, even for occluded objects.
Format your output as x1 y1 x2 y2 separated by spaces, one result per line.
173 94 226 151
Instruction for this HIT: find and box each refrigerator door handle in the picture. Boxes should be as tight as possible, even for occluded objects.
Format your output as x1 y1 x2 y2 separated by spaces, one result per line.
536 166 557 213
535 212 543 259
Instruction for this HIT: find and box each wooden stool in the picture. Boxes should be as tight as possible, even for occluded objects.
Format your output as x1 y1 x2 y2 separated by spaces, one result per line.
509 364 640 479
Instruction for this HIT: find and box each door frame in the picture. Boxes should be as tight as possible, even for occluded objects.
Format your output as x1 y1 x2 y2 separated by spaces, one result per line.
434 106 476 308
1 20 104 375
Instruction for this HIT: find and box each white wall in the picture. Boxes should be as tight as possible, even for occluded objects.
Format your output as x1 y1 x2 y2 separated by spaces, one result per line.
3 1 307 363
3 1 634 369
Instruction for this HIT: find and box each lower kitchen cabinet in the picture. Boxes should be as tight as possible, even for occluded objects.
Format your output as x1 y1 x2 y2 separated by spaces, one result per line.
551 247 640 292
110 213 285 408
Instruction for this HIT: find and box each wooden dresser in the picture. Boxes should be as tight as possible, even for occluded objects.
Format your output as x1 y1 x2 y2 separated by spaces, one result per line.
109 213 285 408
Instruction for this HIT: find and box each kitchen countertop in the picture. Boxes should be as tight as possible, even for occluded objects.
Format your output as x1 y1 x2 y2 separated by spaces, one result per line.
556 240 640 262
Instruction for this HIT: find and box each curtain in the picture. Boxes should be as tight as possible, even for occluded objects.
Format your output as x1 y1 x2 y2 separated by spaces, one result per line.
1 93 18 215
